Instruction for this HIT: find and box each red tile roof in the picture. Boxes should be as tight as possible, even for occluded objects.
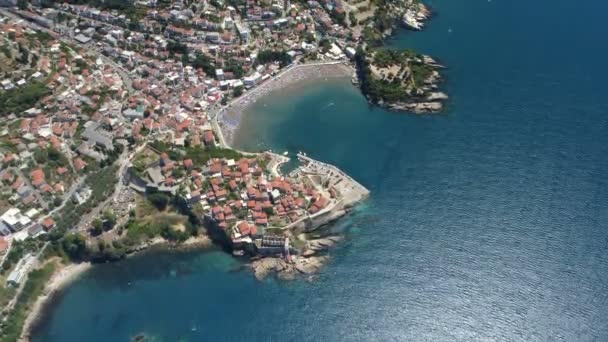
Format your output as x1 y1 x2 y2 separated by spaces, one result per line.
0 238 8 253
238 221 251 235
30 169 45 186
41 217 55 230
74 158 87 171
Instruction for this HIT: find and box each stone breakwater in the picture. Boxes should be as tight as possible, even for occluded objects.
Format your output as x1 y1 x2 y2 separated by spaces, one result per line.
217 62 353 147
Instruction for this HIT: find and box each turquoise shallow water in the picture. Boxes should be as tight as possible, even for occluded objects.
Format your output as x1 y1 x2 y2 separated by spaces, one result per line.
33 0 608 340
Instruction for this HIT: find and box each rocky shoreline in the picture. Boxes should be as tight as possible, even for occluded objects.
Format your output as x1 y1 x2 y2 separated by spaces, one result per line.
388 56 448 113
353 0 447 114
402 2 432 31
251 255 329 281
250 234 346 281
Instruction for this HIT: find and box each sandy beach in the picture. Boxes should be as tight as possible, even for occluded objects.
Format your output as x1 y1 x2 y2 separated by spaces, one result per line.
218 62 354 147
19 262 91 341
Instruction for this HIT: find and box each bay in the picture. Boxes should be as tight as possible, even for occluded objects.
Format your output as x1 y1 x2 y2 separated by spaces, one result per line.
33 0 608 340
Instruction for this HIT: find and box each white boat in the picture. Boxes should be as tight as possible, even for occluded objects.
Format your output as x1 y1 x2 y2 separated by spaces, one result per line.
283 151 289 156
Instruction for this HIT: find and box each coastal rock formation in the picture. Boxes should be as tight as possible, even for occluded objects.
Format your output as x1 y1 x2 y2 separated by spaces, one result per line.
360 0 432 44
301 249 317 257
132 334 148 342
250 255 331 280
391 101 443 113
251 258 293 281
427 92 449 101
308 236 344 251
294 256 329 274
402 3 431 30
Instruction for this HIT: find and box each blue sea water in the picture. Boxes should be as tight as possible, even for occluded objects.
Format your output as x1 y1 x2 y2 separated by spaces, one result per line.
33 0 608 341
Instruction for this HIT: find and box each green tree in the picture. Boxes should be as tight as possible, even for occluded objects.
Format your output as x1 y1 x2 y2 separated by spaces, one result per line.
0 80 51 116
47 147 63 162
330 8 346 26
192 52 215 75
91 218 103 236
256 49 292 67
147 192 170 210
224 58 244 78
319 39 332 53
17 0 28 10
102 210 117 227
181 53 190 65
61 233 87 261
233 85 243 97
33 148 47 163
264 206 274 216
18 44 29 64
349 12 358 26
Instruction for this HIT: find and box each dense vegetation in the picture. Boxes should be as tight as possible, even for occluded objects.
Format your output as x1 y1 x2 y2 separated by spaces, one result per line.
123 212 195 244
43 185 201 264
0 239 45 273
356 48 434 103
191 53 216 76
255 50 292 68
52 164 119 232
33 147 69 169
166 40 188 56
0 81 50 116
223 59 245 79
147 192 170 210
149 140 243 166
329 8 346 26
185 146 243 165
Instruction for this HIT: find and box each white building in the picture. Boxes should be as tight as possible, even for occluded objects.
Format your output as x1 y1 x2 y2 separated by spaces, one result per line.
123 108 144 120
0 222 10 236
235 21 250 41
1 208 32 232
243 72 262 87
1 79 14 90
215 69 225 81
270 189 281 202
345 47 357 59
6 254 35 287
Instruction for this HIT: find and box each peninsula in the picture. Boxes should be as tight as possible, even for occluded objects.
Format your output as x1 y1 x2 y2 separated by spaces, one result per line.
0 0 442 338
356 48 446 113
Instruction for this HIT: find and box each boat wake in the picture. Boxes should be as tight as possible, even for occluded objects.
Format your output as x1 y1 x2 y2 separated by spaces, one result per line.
321 102 335 110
